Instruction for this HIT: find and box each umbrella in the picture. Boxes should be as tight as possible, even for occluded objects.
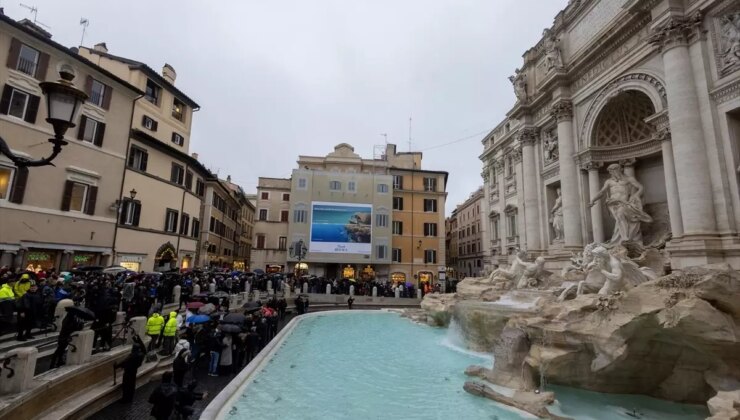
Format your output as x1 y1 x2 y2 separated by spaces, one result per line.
211 291 229 298
241 301 260 310
219 323 241 334
72 265 104 272
102 265 128 274
186 314 211 324
222 313 246 325
186 302 204 309
405 281 413 288
253 269 265 275
65 305 96 320
198 303 216 314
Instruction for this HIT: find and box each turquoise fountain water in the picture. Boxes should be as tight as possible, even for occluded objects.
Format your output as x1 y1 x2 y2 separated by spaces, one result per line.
227 311 708 420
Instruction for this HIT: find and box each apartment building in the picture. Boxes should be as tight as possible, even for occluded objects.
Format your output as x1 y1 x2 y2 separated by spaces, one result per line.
450 187 485 278
0 15 141 270
79 43 207 272
225 177 254 271
198 178 240 268
251 177 291 273
445 216 458 279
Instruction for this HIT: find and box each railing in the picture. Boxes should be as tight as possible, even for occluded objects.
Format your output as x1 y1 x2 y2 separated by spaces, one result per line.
89 89 104 107
16 57 37 76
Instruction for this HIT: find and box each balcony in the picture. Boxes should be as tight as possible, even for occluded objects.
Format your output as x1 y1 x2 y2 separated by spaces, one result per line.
16 56 37 76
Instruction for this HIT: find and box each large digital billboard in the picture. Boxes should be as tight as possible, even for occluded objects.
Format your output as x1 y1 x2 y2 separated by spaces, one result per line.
309 201 372 254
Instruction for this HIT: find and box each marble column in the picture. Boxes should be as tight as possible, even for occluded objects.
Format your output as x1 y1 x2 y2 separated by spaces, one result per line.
652 17 716 235
519 128 541 251
584 162 604 243
657 128 685 238
551 100 583 248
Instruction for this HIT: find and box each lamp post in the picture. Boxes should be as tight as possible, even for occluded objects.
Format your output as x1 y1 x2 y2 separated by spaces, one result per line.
289 239 307 276
0 66 88 167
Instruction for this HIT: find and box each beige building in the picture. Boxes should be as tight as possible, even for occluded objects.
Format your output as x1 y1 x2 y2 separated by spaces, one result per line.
480 0 740 270
445 216 459 279
225 177 254 271
78 43 206 272
198 177 240 268
449 187 485 278
251 177 291 273
0 16 141 270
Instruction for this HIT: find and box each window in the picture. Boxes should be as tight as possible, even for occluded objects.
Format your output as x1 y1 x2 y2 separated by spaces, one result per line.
392 248 402 263
376 245 387 259
90 79 107 108
185 171 193 190
507 155 514 177
60 180 97 215
282 193 290 201
127 146 148 171
119 199 141 226
179 213 190 236
278 237 287 250
294 209 307 223
377 184 389 193
507 213 517 237
170 163 184 185
0 86 40 123
142 115 158 131
77 115 106 146
68 182 88 212
172 132 184 146
281 210 289 222
195 178 205 196
376 214 388 227
393 197 403 211
260 192 269 200
392 175 403 190
329 181 341 191
423 199 437 212
145 79 161 105
165 209 179 232
347 181 356 192
424 177 437 192
472 243 477 253
298 178 307 189
258 209 268 221
424 223 438 237
209 216 216 232
0 166 13 200
172 98 185 122
424 249 437 264
16 44 40 76
192 218 200 238
492 217 500 240
392 221 403 235
256 235 265 249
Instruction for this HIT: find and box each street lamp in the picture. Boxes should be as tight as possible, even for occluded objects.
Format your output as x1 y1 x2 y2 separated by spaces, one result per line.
0 65 88 167
129 189 137 200
290 239 307 275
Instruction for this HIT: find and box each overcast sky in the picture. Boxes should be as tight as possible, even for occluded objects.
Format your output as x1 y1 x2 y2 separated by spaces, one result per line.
4 0 565 214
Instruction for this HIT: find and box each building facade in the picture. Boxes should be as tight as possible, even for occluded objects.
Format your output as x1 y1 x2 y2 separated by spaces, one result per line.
225 177 254 271
79 43 206 272
450 187 486 278
480 0 740 270
0 16 141 271
198 178 240 268
445 216 459 279
251 177 291 273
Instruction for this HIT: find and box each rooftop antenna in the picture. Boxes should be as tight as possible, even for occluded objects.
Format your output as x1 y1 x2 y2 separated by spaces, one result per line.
380 133 388 144
79 18 89 46
19 3 50 30
408 115 412 152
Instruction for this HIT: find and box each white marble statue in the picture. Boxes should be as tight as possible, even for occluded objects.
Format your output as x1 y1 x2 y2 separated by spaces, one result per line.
487 250 526 283
516 256 547 289
508 68 527 102
589 163 652 246
543 133 558 163
550 188 564 242
543 29 563 71
720 13 740 70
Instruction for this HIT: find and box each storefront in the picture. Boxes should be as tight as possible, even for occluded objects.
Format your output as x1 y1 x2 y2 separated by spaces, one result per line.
71 252 98 268
294 262 308 276
391 272 406 284
117 254 146 272
154 242 178 272
266 264 284 274
342 265 356 279
360 265 375 281
417 271 434 285
25 249 59 271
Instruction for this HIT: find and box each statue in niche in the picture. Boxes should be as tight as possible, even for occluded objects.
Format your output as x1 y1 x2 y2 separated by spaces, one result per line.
719 13 740 70
508 68 527 102
543 29 563 71
589 163 652 246
550 188 564 242
543 131 559 163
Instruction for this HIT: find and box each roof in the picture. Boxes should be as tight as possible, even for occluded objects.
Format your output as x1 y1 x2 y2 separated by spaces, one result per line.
82 48 200 109
131 129 212 177
0 13 143 96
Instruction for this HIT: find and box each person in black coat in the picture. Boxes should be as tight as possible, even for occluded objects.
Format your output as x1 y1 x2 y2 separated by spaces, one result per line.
115 334 146 403
148 371 178 420
172 348 191 388
244 327 260 365
49 311 85 368
16 282 42 341
175 380 208 420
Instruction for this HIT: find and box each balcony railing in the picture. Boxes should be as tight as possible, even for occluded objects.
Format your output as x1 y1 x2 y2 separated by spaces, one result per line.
16 57 37 76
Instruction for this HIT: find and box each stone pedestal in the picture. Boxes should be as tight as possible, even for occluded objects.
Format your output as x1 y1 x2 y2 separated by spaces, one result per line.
395 288 400 299
208 283 216 294
68 329 94 365
172 285 181 306
267 280 273 294
193 284 201 296
54 299 74 331
372 286 378 297
417 289 422 299
349 285 355 296
302 283 308 294
326 284 331 295
244 281 251 294
129 316 148 344
0 347 37 395
112 311 126 338
284 284 290 299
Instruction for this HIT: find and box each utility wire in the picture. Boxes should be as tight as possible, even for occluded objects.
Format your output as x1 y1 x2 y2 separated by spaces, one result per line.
419 128 492 152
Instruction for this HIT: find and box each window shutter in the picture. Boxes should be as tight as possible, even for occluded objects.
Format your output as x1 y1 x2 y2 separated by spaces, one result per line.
119 199 129 224
6 38 20 69
127 148 135 168
152 120 158 131
170 165 176 183
24 94 40 124
77 115 87 140
0 85 12 114
61 180 74 211
141 151 148 171
9 166 29 204
94 122 105 147
132 202 141 226
172 212 179 232
85 75 93 97
85 186 98 215
101 85 112 110
35 52 49 80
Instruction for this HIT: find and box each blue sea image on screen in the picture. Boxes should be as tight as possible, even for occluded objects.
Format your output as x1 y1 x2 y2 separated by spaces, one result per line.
311 204 371 244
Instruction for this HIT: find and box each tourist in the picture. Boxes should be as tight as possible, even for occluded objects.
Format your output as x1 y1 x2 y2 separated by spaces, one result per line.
13 273 32 298
146 310 165 351
0 281 14 336
173 348 191 387
347 296 354 310
206 327 223 377
244 326 260 365
277 297 287 320
161 311 178 355
148 371 178 420
219 332 233 375
15 281 41 341
49 311 85 368
175 380 208 420
115 335 146 403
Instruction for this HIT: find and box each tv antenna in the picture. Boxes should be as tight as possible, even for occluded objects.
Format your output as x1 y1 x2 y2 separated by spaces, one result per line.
19 3 50 30
79 18 89 46
408 115 413 152
380 133 388 144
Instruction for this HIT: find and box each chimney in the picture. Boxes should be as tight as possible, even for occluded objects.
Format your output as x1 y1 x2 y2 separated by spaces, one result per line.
162 63 177 84
191 152 199 160
93 42 108 53
227 175 232 182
